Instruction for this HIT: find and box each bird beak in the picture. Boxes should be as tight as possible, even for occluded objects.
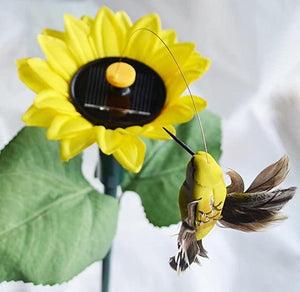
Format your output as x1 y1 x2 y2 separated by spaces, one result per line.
163 127 195 156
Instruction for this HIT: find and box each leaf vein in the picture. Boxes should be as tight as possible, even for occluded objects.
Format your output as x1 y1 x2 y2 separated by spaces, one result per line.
0 187 93 242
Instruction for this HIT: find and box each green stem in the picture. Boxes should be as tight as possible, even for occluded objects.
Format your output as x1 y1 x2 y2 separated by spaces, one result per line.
99 150 123 292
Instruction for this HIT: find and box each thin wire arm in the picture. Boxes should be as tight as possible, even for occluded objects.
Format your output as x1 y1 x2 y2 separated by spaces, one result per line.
163 127 195 156
119 28 209 156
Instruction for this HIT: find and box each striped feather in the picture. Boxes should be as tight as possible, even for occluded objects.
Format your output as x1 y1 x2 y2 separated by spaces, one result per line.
246 154 290 192
220 187 296 231
222 155 296 232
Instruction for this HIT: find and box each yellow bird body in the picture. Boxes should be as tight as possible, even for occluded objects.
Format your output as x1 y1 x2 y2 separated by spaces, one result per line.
170 150 227 271
179 151 226 240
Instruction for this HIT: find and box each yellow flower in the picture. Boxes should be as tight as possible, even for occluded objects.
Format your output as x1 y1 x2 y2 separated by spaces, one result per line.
16 6 209 173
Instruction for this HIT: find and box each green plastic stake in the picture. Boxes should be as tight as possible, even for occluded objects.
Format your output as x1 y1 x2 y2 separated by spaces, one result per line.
99 150 123 292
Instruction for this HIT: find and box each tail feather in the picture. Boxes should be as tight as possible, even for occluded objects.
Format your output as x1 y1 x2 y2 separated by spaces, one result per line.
198 240 208 258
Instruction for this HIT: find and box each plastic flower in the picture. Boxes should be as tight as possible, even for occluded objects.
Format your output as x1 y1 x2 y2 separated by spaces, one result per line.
16 6 209 173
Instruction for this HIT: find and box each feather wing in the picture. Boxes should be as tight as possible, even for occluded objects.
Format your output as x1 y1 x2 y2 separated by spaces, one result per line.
226 169 245 193
246 154 290 193
220 187 296 231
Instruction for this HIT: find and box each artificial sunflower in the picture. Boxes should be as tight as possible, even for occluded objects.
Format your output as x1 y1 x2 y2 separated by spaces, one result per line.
17 6 210 173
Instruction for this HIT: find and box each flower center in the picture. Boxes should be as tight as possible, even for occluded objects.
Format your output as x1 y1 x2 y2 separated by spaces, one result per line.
70 57 166 129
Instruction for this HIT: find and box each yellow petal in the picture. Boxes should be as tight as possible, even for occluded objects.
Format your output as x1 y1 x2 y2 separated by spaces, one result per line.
151 42 196 81
169 53 210 90
173 95 207 113
153 96 207 125
81 15 94 28
140 124 175 140
60 129 95 161
47 115 71 139
34 89 78 115
42 29 65 41
64 14 95 65
38 34 78 80
184 52 211 75
16 58 54 94
118 126 144 135
34 89 68 102
115 11 132 32
113 136 146 173
165 70 206 103
47 115 93 139
160 29 177 46
22 105 56 127
91 7 124 58
125 14 161 63
164 50 210 103
79 15 99 58
17 58 69 95
95 126 127 155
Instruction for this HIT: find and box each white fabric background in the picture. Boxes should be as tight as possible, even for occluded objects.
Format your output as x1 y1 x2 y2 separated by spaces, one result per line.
0 0 299 291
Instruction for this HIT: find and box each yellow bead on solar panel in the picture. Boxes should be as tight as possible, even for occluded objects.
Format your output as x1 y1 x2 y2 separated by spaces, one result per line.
106 62 136 88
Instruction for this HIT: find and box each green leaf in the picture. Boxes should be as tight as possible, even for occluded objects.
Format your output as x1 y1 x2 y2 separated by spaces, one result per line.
121 110 222 227
0 127 119 285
